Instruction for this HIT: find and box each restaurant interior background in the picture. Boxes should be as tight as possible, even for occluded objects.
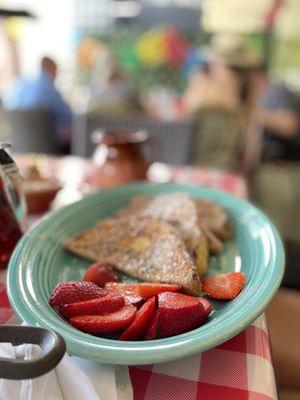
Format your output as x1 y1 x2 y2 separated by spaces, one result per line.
1 0 300 398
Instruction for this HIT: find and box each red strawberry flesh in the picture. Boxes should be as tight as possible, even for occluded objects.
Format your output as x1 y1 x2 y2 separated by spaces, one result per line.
144 310 159 340
60 290 125 319
70 304 136 334
124 295 144 308
201 272 246 300
158 292 206 338
120 296 156 341
49 281 106 307
83 262 120 287
197 297 213 315
106 282 181 300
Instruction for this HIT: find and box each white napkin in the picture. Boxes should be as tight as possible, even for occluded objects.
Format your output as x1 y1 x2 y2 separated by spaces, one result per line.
0 342 134 400
0 317 134 400
0 342 101 400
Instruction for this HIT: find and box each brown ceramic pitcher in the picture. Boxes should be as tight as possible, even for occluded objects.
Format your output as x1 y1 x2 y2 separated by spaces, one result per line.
88 130 156 188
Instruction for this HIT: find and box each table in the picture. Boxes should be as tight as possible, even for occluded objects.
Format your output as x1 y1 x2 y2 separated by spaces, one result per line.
0 159 277 400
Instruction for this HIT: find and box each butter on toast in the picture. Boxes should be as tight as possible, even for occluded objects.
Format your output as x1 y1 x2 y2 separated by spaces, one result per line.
64 216 200 295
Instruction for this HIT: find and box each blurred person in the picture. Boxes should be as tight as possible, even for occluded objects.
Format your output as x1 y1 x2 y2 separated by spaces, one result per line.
245 81 300 170
79 42 141 116
5 56 72 146
183 34 264 118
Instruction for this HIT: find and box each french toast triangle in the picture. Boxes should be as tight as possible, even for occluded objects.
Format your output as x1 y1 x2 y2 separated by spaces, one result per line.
116 192 209 276
64 216 201 296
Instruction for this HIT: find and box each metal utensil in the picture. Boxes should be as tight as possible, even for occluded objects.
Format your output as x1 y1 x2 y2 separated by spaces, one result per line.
0 325 66 380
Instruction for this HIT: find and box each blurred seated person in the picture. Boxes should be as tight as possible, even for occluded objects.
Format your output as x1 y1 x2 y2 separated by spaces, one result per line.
243 79 300 174
5 56 72 146
86 46 142 116
182 59 240 115
183 34 265 118
257 83 300 162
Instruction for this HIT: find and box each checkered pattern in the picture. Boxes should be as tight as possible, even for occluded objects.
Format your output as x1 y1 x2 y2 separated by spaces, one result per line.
128 318 277 400
149 164 248 199
0 166 277 399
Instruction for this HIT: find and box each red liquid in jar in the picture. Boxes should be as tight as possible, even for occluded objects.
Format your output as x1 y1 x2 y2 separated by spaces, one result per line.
0 177 22 269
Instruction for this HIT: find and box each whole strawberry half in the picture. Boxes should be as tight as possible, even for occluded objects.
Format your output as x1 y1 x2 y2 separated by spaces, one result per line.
158 292 207 338
120 296 156 341
83 262 120 287
60 290 125 319
106 282 181 300
49 281 106 307
70 304 136 334
201 272 246 300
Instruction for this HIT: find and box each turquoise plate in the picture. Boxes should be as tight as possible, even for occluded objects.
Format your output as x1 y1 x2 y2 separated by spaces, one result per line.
8 183 284 365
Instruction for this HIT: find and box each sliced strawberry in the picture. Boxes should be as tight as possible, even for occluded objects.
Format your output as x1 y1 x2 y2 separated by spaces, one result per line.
106 282 140 297
106 282 181 300
120 297 156 341
60 290 125 319
70 304 136 334
125 295 144 308
197 297 213 315
137 283 181 300
158 292 207 338
144 310 159 340
49 281 106 307
83 262 120 287
201 272 246 300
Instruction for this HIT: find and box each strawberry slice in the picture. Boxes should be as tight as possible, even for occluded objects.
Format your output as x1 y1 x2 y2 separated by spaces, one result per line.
201 272 246 300
105 282 140 297
70 304 136 334
125 295 144 308
137 283 182 300
197 297 213 315
49 281 106 307
158 292 207 338
106 282 181 300
83 262 120 287
144 310 159 340
120 297 156 341
60 290 125 319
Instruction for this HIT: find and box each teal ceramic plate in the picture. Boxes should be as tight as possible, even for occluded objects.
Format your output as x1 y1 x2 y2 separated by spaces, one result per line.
8 183 284 365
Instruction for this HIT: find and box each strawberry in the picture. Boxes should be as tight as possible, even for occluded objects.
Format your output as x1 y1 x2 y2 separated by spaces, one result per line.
137 283 182 300
60 290 125 319
106 282 140 297
106 282 181 300
49 281 106 307
158 292 207 338
197 297 213 315
124 295 144 308
83 262 120 287
120 297 156 341
70 304 136 334
144 310 159 340
201 272 246 300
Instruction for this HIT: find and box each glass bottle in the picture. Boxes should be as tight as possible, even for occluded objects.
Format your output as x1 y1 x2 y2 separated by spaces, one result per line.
0 143 26 269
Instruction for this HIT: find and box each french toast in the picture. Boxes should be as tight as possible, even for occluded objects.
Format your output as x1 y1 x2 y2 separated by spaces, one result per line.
120 193 232 256
116 193 209 276
64 216 201 296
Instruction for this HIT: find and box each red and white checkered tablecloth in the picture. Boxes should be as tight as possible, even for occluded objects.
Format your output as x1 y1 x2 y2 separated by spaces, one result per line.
0 164 277 399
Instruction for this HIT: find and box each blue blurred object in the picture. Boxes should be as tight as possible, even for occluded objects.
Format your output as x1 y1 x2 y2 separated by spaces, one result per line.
183 49 209 79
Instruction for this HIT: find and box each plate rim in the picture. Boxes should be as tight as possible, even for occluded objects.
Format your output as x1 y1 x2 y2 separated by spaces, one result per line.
8 182 285 364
